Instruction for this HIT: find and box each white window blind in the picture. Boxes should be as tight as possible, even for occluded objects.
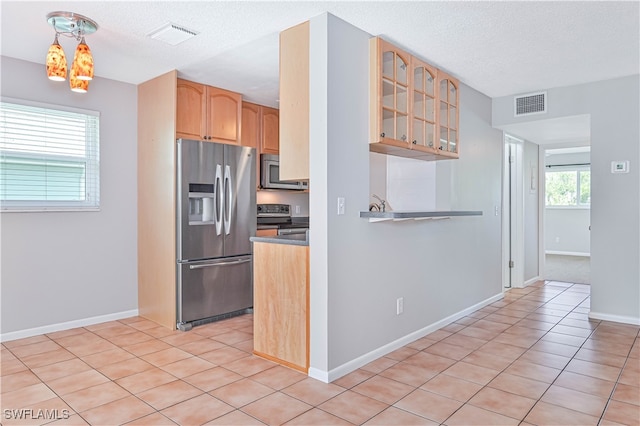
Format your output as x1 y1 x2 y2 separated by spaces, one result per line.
0 99 100 211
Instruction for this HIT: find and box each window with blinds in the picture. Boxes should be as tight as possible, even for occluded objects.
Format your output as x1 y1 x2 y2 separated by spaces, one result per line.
0 99 100 211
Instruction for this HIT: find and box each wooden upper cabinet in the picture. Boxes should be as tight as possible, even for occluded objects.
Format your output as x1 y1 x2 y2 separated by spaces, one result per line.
206 87 241 144
436 71 460 157
176 79 206 140
279 21 309 181
176 79 241 144
261 106 279 154
370 38 412 155
241 102 260 149
411 58 438 154
369 37 459 161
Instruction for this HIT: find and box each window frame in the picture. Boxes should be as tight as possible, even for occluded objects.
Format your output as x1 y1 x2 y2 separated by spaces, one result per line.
544 165 591 209
0 97 100 213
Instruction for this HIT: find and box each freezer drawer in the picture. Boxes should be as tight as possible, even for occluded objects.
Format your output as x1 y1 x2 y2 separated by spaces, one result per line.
178 255 253 324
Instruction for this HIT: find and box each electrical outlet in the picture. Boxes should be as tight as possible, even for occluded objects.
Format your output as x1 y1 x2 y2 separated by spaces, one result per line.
555 237 560 243
295 205 301 214
494 205 499 216
337 197 345 215
396 297 404 315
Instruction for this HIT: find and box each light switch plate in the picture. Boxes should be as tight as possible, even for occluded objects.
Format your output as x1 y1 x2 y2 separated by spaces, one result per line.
337 197 345 215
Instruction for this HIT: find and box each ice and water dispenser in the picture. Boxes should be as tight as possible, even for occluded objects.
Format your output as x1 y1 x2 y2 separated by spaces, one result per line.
188 183 215 225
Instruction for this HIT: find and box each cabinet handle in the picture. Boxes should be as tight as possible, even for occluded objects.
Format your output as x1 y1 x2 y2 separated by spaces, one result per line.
401 135 407 141
380 132 385 138
412 140 417 145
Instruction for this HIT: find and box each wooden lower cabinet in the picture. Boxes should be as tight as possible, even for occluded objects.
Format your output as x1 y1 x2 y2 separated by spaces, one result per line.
255 228 278 237
253 242 309 372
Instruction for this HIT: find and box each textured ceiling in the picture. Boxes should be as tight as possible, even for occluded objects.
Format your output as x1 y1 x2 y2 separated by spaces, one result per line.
1 1 638 142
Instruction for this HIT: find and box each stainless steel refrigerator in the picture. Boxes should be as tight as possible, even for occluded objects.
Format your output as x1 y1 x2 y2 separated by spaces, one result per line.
176 139 256 330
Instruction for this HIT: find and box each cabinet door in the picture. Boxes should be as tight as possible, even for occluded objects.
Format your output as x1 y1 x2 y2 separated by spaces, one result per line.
241 102 260 149
411 59 437 152
176 79 206 140
437 72 459 156
261 107 279 154
377 39 410 145
206 87 241 144
253 242 308 372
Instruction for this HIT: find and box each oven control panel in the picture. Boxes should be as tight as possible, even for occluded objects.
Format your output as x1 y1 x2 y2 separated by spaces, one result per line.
257 204 290 217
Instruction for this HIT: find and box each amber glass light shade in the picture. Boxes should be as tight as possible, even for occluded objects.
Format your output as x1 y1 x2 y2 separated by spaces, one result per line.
46 34 67 81
69 64 89 93
72 37 94 81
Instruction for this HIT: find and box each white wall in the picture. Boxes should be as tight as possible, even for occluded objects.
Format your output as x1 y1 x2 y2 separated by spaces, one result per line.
1 57 138 337
524 141 539 281
256 190 309 216
493 75 640 323
545 209 590 255
309 14 503 379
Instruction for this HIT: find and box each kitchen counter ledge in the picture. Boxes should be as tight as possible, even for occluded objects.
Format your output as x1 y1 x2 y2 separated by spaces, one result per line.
360 210 483 222
250 231 309 246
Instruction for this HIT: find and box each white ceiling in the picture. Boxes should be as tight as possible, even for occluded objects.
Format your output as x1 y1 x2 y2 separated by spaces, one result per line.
2 1 638 144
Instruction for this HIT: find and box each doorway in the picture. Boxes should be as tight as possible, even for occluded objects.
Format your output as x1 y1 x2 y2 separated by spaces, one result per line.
502 135 524 289
542 146 591 284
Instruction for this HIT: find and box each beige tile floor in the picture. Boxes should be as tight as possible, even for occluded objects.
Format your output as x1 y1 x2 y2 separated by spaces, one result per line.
1 281 639 425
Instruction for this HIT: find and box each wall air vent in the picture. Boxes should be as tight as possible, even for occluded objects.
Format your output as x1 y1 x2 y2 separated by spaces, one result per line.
147 23 199 46
514 91 547 116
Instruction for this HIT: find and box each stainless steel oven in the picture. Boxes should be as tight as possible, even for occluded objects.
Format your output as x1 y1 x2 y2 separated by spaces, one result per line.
261 154 308 190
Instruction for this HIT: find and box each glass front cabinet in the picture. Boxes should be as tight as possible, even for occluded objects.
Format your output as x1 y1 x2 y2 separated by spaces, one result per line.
370 38 412 155
370 37 459 161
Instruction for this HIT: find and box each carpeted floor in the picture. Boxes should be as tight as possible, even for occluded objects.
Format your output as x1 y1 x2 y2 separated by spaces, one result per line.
544 254 591 284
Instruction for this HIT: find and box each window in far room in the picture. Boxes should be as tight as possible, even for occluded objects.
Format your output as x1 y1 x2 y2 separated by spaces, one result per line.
545 167 590 207
0 99 100 212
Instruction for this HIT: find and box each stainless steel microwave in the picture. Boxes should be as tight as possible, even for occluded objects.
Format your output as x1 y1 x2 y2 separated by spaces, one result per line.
261 154 308 190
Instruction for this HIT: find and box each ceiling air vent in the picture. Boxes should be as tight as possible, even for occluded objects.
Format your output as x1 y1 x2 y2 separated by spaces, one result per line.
514 91 547 116
147 23 199 46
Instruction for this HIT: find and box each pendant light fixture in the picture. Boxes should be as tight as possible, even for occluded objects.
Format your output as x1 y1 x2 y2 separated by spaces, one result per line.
69 64 89 93
45 33 67 81
46 11 98 93
72 37 94 81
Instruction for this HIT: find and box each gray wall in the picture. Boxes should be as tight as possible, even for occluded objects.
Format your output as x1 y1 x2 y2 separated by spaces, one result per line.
524 141 539 281
494 75 640 321
309 14 503 377
1 57 138 335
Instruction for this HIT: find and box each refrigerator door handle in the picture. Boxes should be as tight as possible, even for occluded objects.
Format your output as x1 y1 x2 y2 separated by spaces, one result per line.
189 258 251 269
224 165 233 235
214 164 223 236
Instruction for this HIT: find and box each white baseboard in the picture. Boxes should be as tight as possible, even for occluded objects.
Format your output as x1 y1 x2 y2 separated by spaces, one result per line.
524 276 542 287
0 309 139 342
588 311 640 326
308 292 504 384
546 251 590 257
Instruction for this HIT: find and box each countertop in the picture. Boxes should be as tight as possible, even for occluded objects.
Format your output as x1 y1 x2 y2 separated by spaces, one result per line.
250 230 309 246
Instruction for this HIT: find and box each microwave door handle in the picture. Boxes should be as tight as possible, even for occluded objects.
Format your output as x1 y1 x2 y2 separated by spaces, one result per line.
224 165 232 235
214 164 223 236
